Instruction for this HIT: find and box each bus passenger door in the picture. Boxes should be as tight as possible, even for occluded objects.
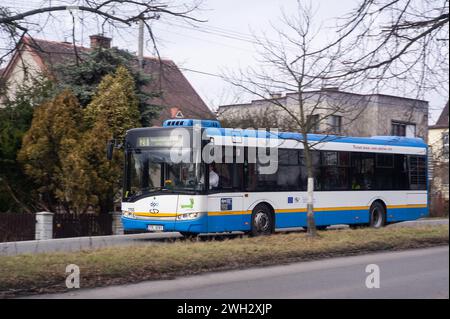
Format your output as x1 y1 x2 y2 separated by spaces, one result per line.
207 149 246 232
207 195 245 232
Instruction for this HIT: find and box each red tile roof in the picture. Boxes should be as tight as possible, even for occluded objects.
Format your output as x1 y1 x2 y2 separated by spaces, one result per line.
2 37 215 125
136 56 216 125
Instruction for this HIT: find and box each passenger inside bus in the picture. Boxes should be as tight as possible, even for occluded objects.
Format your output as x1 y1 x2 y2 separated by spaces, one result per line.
351 177 361 190
209 164 220 189
199 163 220 190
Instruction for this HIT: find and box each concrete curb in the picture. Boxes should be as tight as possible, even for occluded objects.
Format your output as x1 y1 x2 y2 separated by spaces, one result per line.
1 218 447 256
0 232 181 256
387 218 449 228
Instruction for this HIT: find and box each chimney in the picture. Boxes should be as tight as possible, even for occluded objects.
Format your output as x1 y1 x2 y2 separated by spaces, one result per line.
89 34 112 49
269 92 282 99
321 86 339 92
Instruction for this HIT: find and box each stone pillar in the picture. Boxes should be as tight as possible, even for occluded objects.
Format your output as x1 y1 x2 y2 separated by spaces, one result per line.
35 212 54 240
111 211 124 235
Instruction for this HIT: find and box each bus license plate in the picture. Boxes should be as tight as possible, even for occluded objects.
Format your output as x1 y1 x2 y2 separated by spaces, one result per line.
147 225 164 231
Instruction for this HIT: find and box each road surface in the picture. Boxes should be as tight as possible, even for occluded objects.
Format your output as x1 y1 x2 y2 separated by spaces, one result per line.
28 246 449 299
2 218 447 256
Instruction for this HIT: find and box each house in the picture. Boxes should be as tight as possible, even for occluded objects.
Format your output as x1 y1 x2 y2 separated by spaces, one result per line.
0 35 215 125
428 102 449 206
218 88 429 142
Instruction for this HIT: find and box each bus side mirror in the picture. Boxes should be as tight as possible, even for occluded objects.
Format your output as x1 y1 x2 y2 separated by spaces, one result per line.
106 140 115 160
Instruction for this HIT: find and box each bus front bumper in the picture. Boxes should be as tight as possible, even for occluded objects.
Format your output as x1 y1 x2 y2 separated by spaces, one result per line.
121 215 208 234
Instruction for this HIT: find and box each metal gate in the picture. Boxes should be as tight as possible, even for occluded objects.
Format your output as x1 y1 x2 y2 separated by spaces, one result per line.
53 213 113 238
0 213 35 242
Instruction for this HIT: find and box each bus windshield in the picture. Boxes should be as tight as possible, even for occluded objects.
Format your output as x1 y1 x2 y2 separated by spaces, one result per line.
124 148 205 199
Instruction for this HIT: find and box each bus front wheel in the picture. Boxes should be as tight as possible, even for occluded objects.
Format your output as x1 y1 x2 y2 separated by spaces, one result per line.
369 201 386 228
250 204 274 236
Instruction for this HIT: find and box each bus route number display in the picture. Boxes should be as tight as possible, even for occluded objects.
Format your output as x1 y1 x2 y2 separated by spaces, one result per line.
137 135 183 147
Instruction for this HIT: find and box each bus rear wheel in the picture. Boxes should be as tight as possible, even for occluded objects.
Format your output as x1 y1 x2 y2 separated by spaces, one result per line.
250 204 274 236
369 202 386 228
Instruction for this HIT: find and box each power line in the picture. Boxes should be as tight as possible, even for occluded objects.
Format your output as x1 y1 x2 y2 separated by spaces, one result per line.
160 20 297 50
151 26 255 53
161 21 260 46
179 66 226 80
1 1 300 53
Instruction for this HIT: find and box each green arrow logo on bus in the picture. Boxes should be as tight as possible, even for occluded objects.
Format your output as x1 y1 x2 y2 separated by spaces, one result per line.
181 198 194 209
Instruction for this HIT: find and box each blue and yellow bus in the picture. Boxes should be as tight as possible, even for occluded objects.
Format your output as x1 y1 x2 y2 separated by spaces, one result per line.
120 119 428 236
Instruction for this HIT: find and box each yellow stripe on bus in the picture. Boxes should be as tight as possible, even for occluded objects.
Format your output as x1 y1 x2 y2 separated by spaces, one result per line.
135 204 427 218
315 206 370 212
276 208 307 213
208 211 252 216
134 212 178 217
387 204 427 209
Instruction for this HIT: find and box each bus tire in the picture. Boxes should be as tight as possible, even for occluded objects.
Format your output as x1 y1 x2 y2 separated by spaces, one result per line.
369 201 386 228
250 204 274 236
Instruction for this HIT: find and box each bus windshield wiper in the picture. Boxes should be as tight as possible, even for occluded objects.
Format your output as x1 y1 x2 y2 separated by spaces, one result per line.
127 187 162 199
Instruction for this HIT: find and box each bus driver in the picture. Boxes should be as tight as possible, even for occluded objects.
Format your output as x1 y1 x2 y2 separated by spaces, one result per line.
200 164 220 189
208 164 219 189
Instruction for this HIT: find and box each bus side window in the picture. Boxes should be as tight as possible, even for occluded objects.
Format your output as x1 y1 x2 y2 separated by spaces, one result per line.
246 163 257 191
351 152 375 190
299 150 321 191
393 154 409 189
320 151 350 191
214 146 245 191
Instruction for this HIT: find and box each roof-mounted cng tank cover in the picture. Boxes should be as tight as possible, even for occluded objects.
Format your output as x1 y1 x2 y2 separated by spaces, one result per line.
162 119 221 128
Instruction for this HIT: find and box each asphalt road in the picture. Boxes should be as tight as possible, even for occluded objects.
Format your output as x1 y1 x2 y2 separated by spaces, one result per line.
29 246 449 299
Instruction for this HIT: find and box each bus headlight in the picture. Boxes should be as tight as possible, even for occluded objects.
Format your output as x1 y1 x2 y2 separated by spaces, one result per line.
176 212 203 220
123 211 135 219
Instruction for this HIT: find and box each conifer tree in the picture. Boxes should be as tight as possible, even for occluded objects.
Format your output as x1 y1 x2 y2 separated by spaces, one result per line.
64 117 122 214
0 75 55 212
84 65 140 140
67 66 141 214
17 90 82 212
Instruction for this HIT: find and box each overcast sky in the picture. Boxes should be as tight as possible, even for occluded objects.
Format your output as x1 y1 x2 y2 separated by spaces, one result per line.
1 0 448 123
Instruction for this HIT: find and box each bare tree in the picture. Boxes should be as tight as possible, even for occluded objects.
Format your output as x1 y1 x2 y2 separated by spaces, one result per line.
226 2 367 237
0 0 204 65
219 105 299 131
322 0 449 100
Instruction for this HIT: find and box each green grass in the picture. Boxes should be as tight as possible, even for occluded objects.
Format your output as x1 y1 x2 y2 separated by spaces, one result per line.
0 225 448 297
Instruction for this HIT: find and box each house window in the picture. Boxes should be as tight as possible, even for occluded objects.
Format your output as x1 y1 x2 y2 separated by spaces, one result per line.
307 114 320 133
330 115 342 135
392 121 416 137
443 132 449 159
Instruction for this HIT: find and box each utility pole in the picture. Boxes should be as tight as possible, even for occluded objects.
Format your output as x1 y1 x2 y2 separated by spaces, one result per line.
138 19 144 69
